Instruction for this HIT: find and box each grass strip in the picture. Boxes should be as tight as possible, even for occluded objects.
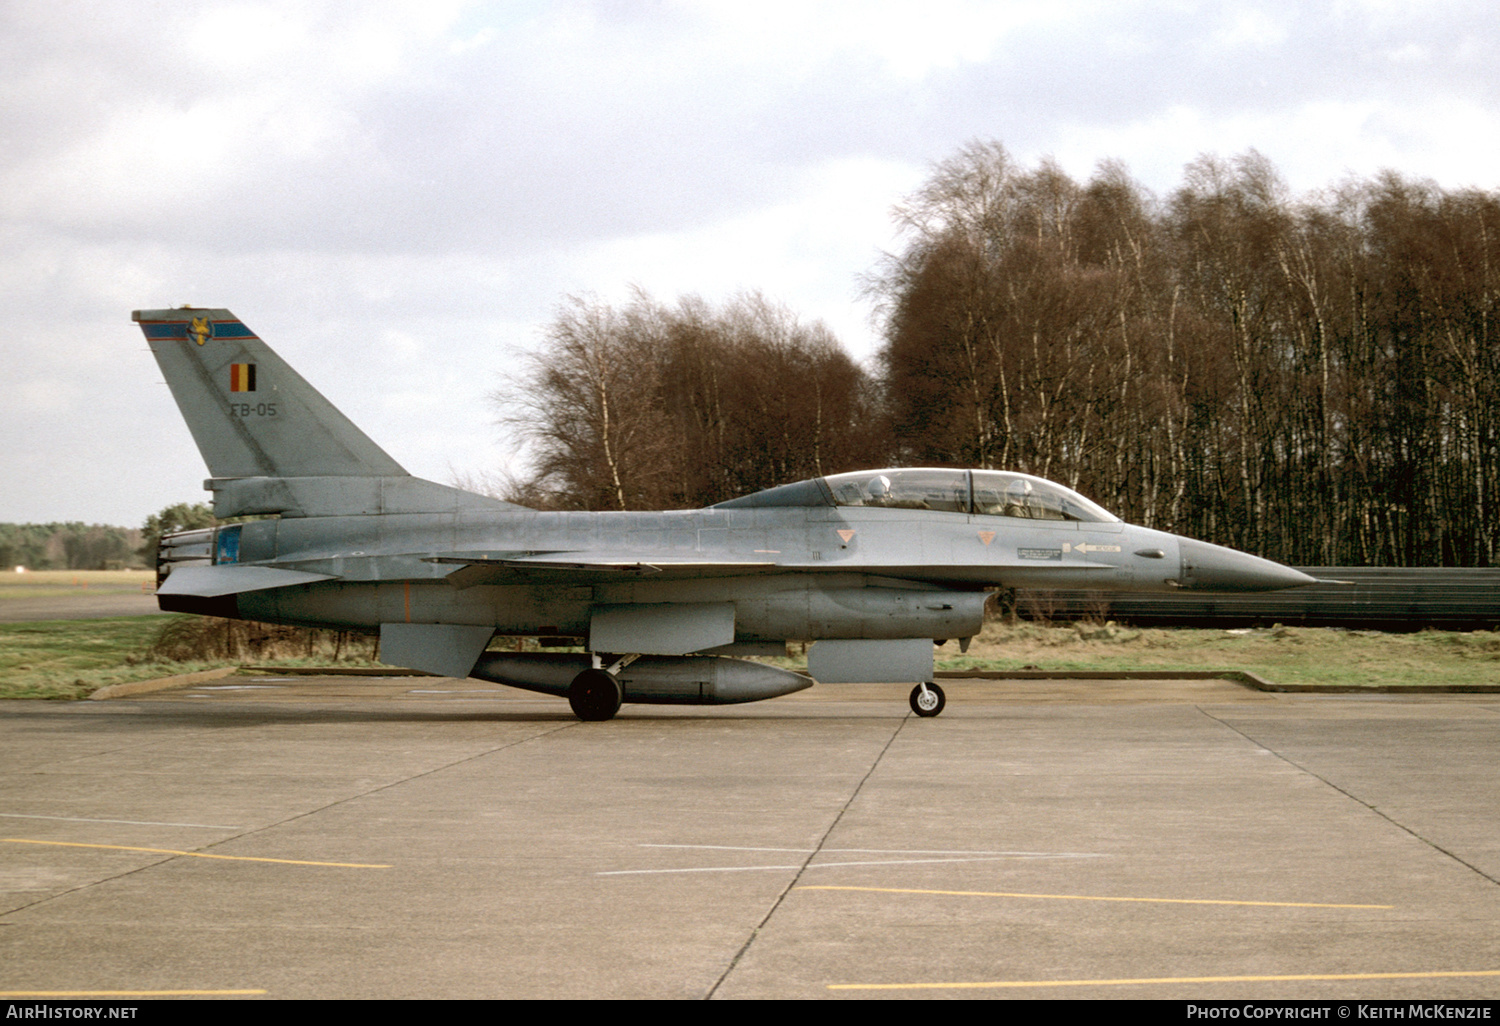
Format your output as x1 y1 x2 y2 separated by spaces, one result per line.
6 617 1500 700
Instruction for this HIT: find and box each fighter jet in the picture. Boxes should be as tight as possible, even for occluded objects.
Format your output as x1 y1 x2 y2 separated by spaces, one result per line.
139 307 1316 720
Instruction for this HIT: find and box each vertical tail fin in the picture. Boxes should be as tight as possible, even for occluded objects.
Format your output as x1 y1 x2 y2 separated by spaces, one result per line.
136 307 522 517
135 307 405 479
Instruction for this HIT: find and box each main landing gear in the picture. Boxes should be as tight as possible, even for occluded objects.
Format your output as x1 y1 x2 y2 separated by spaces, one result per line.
909 681 946 717
568 668 623 722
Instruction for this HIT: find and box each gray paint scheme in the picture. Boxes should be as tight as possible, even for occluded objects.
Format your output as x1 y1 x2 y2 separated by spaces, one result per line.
379 623 498 681
155 564 337 597
142 308 406 480
808 638 934 684
590 602 736 655
469 652 811 703
137 307 1317 713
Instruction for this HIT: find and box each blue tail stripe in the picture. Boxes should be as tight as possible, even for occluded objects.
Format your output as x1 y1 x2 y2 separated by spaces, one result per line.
139 321 258 341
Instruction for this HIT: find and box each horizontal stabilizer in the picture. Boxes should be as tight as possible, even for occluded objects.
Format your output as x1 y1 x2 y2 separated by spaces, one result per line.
157 564 338 598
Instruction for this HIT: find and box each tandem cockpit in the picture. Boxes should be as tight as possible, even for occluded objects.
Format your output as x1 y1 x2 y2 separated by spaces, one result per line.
714 467 1119 523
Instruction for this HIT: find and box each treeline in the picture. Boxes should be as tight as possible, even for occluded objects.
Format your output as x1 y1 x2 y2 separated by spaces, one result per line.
2 506 215 571
501 142 1500 567
0 523 142 570
500 292 885 510
873 143 1500 566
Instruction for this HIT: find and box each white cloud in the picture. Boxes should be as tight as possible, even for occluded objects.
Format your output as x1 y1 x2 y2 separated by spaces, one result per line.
570 155 922 359
1054 96 1500 197
3 0 1499 523
1210 5 1290 49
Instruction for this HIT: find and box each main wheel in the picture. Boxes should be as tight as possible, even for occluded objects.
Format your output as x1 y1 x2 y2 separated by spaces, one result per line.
909 682 946 717
569 668 623 722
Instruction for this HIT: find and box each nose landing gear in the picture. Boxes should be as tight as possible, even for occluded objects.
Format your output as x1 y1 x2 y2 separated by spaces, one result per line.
909 681 946 717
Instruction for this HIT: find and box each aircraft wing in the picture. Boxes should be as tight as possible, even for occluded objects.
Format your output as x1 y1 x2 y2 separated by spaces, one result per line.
425 555 779 588
425 549 1119 590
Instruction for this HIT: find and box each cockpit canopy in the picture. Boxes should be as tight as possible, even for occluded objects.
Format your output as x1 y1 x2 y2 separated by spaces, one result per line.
714 468 1118 523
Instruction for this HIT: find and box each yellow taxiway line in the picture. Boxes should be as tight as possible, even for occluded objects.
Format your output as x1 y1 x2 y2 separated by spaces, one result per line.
799 884 1392 909
0 990 266 998
3 838 390 869
830 969 1500 991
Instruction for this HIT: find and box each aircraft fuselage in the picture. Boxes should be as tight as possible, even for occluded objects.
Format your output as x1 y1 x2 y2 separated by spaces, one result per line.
166 503 1301 643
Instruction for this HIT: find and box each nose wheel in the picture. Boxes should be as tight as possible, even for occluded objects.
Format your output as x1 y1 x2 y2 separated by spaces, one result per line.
909 682 946 717
569 668 623 721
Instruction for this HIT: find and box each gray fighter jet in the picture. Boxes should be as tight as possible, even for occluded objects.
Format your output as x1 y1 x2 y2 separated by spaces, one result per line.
139 307 1315 720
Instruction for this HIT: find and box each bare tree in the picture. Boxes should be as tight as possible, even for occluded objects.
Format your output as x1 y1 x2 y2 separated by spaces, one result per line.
869 139 1500 566
500 291 886 510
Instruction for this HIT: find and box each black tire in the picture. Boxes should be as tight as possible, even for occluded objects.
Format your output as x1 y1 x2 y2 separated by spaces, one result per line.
569 668 623 721
909 682 946 717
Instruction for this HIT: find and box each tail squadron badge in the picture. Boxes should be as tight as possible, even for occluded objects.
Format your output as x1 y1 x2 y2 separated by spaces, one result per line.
188 316 212 345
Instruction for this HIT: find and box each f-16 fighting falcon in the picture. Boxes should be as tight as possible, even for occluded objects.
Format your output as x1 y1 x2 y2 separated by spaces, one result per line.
138 307 1316 721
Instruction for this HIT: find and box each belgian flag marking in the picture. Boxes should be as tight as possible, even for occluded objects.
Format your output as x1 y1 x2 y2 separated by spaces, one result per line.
230 363 257 392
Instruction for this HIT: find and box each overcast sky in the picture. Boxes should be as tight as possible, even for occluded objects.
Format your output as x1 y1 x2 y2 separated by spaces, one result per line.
3 0 1497 526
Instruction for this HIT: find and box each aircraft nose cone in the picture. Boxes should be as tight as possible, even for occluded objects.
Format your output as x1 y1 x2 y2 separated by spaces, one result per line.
1177 538 1317 592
